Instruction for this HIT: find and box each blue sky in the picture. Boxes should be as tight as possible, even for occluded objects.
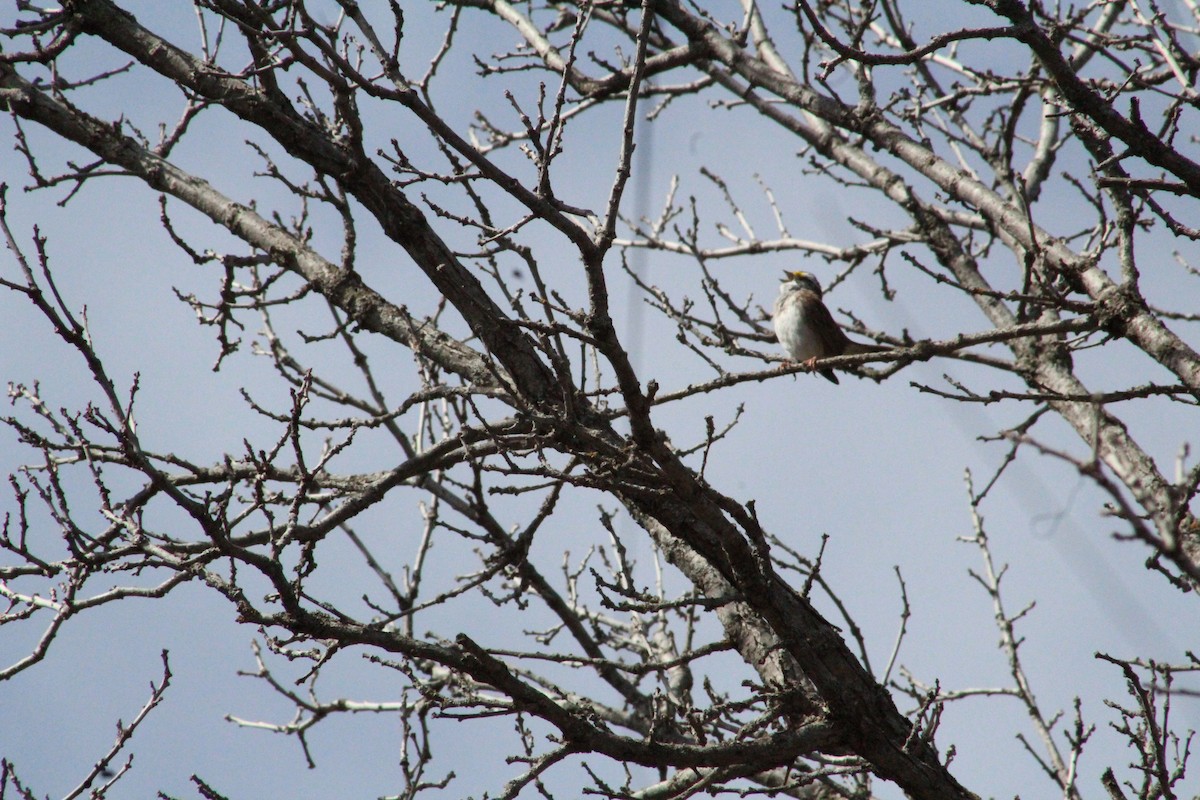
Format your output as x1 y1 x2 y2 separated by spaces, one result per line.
2 3 1198 799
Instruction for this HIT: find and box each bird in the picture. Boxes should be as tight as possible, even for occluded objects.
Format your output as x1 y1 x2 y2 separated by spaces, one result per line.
772 270 885 384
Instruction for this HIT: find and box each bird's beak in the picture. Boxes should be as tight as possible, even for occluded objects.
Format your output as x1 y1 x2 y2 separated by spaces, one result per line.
781 270 795 280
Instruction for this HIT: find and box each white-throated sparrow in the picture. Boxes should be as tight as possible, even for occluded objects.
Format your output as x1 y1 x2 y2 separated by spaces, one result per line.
773 270 885 384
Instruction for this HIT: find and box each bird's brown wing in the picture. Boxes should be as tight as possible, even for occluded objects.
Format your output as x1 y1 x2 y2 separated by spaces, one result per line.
801 291 853 356
795 291 849 384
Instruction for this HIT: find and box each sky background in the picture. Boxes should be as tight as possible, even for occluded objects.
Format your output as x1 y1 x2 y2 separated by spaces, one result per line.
2 2 1198 799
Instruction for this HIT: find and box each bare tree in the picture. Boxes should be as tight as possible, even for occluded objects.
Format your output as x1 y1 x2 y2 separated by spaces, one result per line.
1 1 1198 799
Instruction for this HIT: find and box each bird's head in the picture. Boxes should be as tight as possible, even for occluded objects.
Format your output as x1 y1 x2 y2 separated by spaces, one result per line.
780 270 822 296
